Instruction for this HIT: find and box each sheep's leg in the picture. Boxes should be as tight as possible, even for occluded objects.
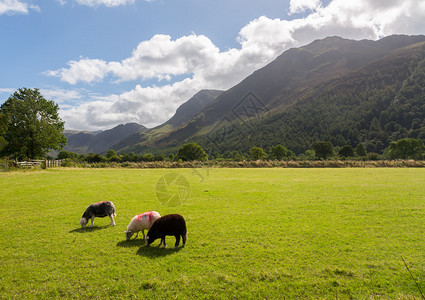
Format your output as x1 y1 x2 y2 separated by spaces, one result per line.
90 217 94 227
174 235 180 248
182 233 187 247
160 237 166 248
109 214 115 226
135 232 139 239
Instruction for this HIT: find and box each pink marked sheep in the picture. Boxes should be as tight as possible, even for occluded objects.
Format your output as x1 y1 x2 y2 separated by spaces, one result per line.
125 211 161 241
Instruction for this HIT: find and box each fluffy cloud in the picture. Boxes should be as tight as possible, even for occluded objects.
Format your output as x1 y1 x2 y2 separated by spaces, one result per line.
46 59 109 85
0 0 39 15
51 0 425 130
289 0 322 14
59 79 202 130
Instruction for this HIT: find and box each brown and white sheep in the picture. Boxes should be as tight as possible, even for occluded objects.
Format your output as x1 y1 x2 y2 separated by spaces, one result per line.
125 211 161 241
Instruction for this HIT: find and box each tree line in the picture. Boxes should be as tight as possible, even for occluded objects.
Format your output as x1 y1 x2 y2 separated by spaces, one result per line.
1 88 424 163
56 139 425 164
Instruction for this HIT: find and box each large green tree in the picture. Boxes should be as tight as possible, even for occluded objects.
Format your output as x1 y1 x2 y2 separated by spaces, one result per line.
385 138 425 159
0 88 66 159
177 143 208 161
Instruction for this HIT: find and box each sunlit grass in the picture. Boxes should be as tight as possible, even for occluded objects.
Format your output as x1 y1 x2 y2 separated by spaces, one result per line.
1 168 424 298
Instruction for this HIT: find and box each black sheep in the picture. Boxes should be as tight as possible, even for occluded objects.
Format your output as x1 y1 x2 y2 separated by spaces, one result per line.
79 201 116 228
146 214 187 248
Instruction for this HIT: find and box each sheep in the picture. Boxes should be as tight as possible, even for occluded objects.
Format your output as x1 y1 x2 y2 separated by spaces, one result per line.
146 214 187 248
125 211 161 241
79 201 116 228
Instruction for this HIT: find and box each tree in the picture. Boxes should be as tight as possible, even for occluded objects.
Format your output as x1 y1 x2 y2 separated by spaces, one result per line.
311 141 334 160
304 150 315 160
106 149 120 162
142 153 155 162
0 113 8 152
0 88 66 159
177 143 208 161
86 152 105 163
249 147 266 160
385 138 425 159
106 149 117 159
57 150 78 160
338 145 354 158
269 144 288 160
355 143 367 157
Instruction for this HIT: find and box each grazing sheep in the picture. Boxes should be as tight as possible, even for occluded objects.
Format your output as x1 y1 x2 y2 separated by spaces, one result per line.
79 201 116 228
125 211 161 241
146 214 187 248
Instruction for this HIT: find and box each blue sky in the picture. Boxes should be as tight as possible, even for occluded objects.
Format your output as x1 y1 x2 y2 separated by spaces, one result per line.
1 0 424 130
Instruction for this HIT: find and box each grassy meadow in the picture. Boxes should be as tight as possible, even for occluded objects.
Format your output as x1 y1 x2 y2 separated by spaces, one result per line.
1 168 425 298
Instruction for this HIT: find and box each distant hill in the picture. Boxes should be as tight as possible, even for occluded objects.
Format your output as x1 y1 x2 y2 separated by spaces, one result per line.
64 123 147 154
116 35 425 155
109 89 223 153
64 131 96 154
165 89 223 128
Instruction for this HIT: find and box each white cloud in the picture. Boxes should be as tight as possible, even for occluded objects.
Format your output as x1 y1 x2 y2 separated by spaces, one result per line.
60 78 202 130
0 0 39 15
41 88 83 104
289 0 322 14
49 0 425 130
0 88 15 94
59 0 154 7
46 59 109 85
75 0 133 7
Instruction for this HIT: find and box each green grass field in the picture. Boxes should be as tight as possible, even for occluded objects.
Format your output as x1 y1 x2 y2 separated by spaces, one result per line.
1 168 425 298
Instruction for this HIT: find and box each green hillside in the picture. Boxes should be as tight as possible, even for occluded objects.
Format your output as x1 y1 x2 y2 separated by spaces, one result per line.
117 35 425 155
195 41 425 154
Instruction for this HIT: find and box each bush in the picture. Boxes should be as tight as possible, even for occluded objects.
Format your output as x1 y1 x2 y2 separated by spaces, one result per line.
338 145 355 158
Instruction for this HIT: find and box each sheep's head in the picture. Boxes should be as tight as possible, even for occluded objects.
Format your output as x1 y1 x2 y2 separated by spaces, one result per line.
79 217 88 228
146 231 158 245
125 230 133 241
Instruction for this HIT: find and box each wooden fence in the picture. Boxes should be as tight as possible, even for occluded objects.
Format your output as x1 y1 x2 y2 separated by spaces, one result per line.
44 159 65 168
15 159 65 168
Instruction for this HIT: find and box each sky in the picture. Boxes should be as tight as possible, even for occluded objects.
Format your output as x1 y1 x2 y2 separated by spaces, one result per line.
1 0 425 131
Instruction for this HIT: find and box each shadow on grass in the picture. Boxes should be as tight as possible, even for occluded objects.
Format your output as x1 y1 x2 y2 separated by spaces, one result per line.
116 238 146 248
69 225 111 233
136 245 183 258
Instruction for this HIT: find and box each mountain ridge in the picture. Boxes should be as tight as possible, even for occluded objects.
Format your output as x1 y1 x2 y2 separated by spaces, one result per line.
62 35 425 156
116 34 425 155
64 122 147 154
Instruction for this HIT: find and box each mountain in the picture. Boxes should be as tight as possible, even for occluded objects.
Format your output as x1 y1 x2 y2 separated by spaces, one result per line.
116 35 425 155
64 131 96 153
64 123 147 154
165 89 223 128
109 89 223 153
